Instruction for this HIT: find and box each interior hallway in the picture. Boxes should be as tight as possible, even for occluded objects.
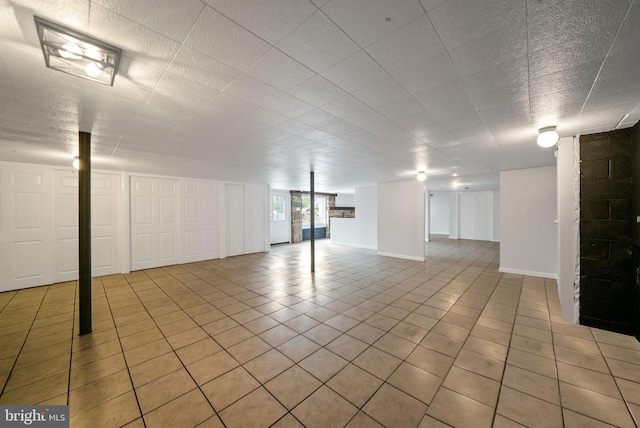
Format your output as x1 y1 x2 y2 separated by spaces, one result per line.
0 237 639 427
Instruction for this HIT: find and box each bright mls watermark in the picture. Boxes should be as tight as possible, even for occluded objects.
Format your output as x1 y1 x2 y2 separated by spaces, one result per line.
1 406 68 427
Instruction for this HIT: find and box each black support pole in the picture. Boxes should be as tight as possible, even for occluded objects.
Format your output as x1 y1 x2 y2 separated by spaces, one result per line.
310 171 315 273
79 131 92 335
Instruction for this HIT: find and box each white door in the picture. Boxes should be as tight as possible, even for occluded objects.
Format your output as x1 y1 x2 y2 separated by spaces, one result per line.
0 167 53 292
225 184 245 257
458 191 493 241
180 180 220 263
270 190 290 244
131 176 178 270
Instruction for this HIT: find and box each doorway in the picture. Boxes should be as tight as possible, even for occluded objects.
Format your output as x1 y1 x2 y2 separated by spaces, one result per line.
270 190 291 244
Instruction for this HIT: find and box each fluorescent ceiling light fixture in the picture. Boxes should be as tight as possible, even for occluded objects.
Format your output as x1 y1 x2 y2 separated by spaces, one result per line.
537 126 559 148
34 16 122 86
417 171 426 182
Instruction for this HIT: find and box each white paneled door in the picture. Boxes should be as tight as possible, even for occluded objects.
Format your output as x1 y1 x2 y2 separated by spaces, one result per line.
131 176 178 270
225 184 245 257
270 189 290 244
458 191 493 241
0 166 53 292
53 170 122 282
180 180 220 263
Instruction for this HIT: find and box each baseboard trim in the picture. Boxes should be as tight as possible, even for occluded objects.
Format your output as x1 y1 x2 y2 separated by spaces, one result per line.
377 252 425 262
499 267 557 280
331 241 377 251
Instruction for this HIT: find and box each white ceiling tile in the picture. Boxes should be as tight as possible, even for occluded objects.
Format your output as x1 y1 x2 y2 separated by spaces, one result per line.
245 48 316 92
296 109 340 128
419 0 446 12
221 75 283 106
318 120 361 137
249 107 290 127
377 96 425 121
414 79 471 111
119 56 164 90
184 6 271 71
277 11 360 73
94 0 204 41
352 77 410 107
320 94 375 119
274 119 316 136
89 4 181 69
12 0 90 32
166 47 242 91
207 93 258 116
287 75 347 107
322 0 424 47
321 50 388 92
265 93 315 117
472 84 529 111
393 52 458 95
366 15 445 75
207 0 317 45
428 0 526 49
462 58 529 97
448 19 527 77
155 71 219 105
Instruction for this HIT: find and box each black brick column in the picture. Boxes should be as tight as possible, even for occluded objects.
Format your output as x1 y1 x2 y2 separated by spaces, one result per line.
580 129 635 334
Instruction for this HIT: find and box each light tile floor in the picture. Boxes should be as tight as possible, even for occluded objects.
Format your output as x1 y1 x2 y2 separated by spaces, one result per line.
1 237 639 427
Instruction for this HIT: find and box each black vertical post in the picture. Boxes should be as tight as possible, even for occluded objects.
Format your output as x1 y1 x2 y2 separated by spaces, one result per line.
79 132 92 335
310 171 315 273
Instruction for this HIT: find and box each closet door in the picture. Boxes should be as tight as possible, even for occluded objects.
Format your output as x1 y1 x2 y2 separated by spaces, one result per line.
225 184 245 257
180 180 220 263
131 176 178 270
0 167 53 292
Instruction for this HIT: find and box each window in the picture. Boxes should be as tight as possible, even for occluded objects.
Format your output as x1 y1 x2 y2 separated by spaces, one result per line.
302 195 327 227
272 195 286 221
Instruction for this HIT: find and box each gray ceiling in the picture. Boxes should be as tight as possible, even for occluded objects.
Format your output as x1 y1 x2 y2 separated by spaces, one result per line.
0 0 638 193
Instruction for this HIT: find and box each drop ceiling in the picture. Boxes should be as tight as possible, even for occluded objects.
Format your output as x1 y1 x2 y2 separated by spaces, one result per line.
0 0 638 193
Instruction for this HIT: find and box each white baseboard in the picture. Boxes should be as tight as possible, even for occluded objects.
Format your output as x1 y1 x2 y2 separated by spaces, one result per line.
499 267 557 280
331 241 377 251
377 252 425 262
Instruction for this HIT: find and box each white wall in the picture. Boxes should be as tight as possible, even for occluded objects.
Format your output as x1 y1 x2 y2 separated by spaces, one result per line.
429 192 450 235
500 166 558 278
557 136 580 323
336 193 355 206
493 191 500 242
377 180 425 261
331 186 377 249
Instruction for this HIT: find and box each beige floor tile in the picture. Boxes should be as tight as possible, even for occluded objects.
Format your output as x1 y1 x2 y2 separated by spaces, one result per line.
0 372 68 405
492 415 527 427
70 391 140 428
427 387 494 428
292 385 358 428
303 324 342 346
607 358 640 383
166 326 209 350
463 335 508 361
276 335 320 362
71 340 125 371
243 349 294 383
628 402 640 426
326 363 383 407
505 347 557 378
364 383 427 427
70 353 127 389
272 414 304 428
69 369 132 416
470 324 511 346
175 338 222 365
265 365 322 409
563 409 618 428
136 368 197 413
555 345 609 373
599 343 640 364
406 345 454 378
497 386 562 428
201 366 260 410
219 387 287 428
373 333 416 359
553 333 601 355
346 411 384 427
616 377 640 405
143 389 214 428
557 361 621 398
591 328 640 350
129 352 183 387
420 331 464 357
243 315 280 334
5 354 69 391
197 415 226 428
559 381 636 427
283 314 320 333
226 336 271 364
443 365 501 407
187 350 239 385
325 334 368 361
364 313 400 331
502 364 560 405
201 317 239 336
123 338 172 367
299 348 348 382
346 323 385 344
431 321 470 342
258 325 298 347
324 314 360 332
72 329 119 353
418 415 453 428
353 347 401 380
387 362 442 405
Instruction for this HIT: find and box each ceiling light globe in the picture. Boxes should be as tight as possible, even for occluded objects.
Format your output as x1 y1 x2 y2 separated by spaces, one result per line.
537 127 559 148
417 171 426 182
84 62 103 77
